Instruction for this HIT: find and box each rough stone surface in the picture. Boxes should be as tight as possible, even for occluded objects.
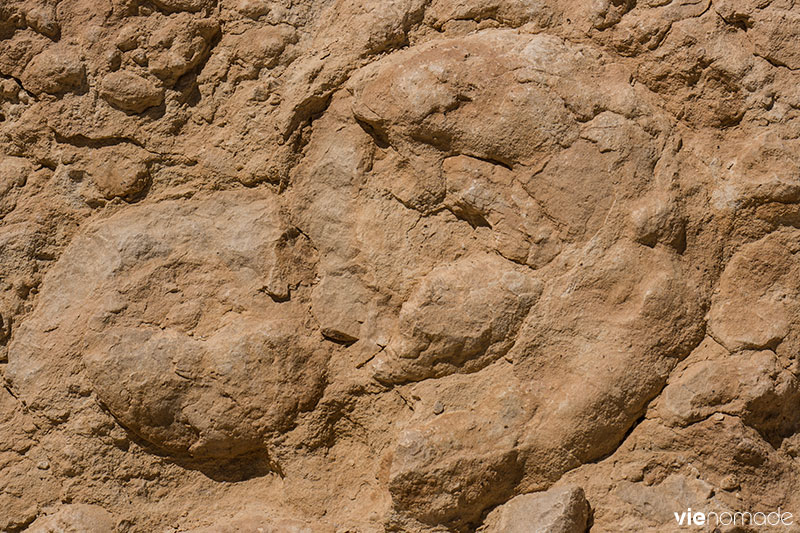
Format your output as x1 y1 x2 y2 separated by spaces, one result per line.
26 505 114 533
99 71 164 113
376 253 541 383
2 0 800 532
19 45 85 95
478 486 590 533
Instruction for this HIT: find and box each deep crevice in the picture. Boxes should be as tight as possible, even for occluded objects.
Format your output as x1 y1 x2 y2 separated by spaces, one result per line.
52 132 144 149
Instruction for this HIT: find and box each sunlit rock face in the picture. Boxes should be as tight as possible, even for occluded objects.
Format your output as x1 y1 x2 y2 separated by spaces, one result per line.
2 0 800 531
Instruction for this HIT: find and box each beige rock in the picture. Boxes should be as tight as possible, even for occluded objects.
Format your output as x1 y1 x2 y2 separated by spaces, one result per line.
3 0 800 531
148 16 220 87
442 155 564 267
151 0 214 13
350 31 583 168
751 8 800 70
84 144 152 200
20 46 84 95
184 513 335 533
24 5 60 40
232 0 271 19
0 156 30 218
709 133 800 210
479 486 590 533
6 191 326 458
709 229 800 352
388 364 534 529
311 272 373 342
611 474 718 531
508 239 704 488
99 71 164 113
656 339 800 443
376 253 541 383
26 504 114 533
425 0 557 29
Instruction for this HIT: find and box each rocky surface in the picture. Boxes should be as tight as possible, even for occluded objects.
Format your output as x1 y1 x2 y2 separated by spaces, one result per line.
2 0 800 532
478 486 590 533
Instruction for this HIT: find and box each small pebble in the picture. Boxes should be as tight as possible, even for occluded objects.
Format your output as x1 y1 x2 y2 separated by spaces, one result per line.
131 50 148 67
107 49 122 71
433 401 444 415
720 474 739 491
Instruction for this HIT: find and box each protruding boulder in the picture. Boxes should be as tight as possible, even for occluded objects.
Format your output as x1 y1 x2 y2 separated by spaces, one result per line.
148 16 220 87
656 338 800 444
84 144 152 200
511 239 704 483
388 365 533 529
21 46 84 95
6 192 325 458
99 71 164 113
376 253 541 383
479 486 590 533
709 229 800 353
0 156 31 218
26 504 114 533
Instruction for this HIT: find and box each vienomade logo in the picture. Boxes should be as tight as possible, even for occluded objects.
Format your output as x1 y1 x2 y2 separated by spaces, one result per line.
674 508 794 527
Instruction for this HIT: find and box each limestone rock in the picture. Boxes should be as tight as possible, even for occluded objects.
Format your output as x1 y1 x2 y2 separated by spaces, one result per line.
183 513 335 533
20 46 84 95
83 144 152 200
388 364 534 529
479 486 590 533
3 0 800 531
151 0 215 13
709 229 800 353
509 239 704 486
6 191 326 458
23 5 61 40
751 8 800 70
147 16 220 87
656 338 800 444
311 272 373 342
26 504 114 533
0 156 30 218
350 31 582 167
99 71 164 113
376 253 541 383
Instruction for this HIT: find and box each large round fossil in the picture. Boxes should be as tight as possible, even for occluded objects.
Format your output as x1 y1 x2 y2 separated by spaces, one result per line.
6 191 325 458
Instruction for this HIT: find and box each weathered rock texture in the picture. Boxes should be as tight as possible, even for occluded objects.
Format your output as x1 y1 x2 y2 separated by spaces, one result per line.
1 0 800 532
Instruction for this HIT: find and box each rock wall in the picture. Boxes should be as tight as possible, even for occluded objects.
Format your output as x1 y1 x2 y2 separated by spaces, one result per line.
2 0 800 531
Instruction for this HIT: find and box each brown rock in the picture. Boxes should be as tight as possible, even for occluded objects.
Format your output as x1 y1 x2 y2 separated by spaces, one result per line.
84 144 152 200
147 16 220 87
99 71 164 113
150 0 214 13
26 504 114 533
183 513 335 533
20 46 84 95
3 0 800 531
388 364 533 529
6 191 327 458
479 486 590 533
709 229 800 353
0 156 30 218
376 253 541 383
751 8 800 70
656 338 800 444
